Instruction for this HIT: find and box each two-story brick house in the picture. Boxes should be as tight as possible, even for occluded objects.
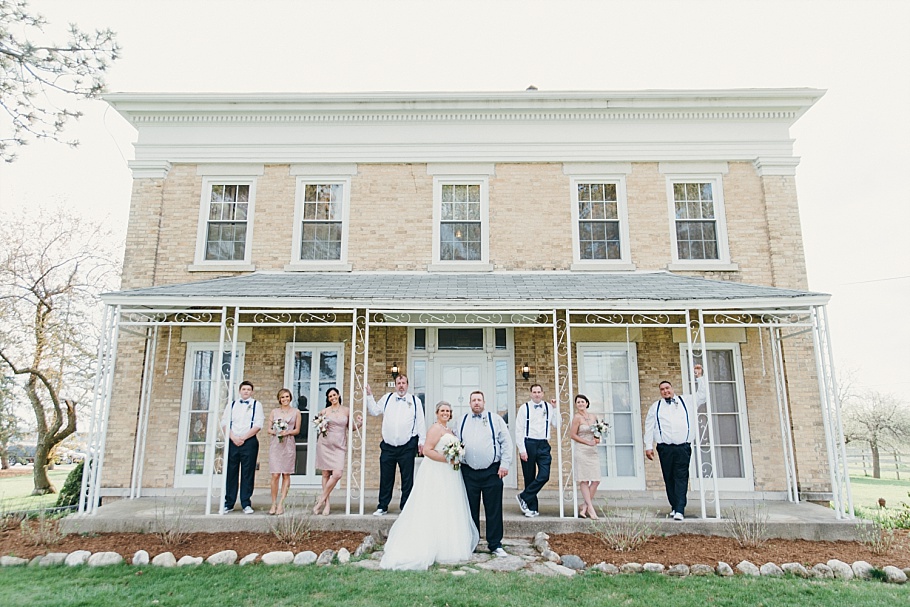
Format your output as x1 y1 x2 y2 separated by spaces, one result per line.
80 89 851 519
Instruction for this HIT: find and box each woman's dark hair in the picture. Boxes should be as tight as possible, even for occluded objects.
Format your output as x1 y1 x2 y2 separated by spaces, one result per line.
574 394 590 407
325 387 341 408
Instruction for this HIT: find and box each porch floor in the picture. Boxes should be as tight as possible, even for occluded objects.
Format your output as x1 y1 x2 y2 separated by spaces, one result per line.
63 489 863 541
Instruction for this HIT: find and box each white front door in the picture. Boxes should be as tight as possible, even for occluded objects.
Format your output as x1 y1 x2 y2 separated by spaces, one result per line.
433 355 517 489
576 343 645 490
285 343 344 485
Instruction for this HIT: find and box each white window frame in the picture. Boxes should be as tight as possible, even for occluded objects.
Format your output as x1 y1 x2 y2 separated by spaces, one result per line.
570 175 634 270
679 342 755 492
191 177 258 271
663 170 737 271
575 342 645 490
174 342 245 489
430 176 491 271
286 176 353 271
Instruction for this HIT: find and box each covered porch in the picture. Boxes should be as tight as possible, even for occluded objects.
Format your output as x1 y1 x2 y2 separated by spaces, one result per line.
78 271 852 521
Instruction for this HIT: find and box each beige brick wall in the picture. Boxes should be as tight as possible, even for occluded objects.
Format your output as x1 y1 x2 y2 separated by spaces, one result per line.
122 161 803 287
106 159 827 497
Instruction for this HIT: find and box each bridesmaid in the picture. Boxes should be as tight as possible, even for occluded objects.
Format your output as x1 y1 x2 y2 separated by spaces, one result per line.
570 394 601 519
313 387 362 515
267 388 301 515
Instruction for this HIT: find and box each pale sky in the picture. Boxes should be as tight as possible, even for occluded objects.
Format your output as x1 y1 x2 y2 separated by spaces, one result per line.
1 0 908 396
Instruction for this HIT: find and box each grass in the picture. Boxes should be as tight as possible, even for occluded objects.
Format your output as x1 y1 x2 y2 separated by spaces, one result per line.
1 565 908 607
849 476 910 510
0 466 73 512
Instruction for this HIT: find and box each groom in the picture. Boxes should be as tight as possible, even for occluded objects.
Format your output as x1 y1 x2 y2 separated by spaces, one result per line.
457 390 512 558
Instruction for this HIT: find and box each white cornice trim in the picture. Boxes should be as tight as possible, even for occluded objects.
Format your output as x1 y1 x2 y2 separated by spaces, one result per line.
128 160 172 179
754 156 801 176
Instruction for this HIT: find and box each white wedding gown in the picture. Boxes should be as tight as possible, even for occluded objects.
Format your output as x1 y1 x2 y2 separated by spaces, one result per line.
380 433 479 570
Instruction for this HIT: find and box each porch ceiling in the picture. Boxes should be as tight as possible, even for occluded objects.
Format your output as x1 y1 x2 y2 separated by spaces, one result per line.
102 271 828 310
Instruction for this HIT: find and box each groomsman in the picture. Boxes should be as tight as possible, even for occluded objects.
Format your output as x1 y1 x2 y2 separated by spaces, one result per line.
365 375 426 515
457 390 512 557
643 364 706 520
514 384 559 518
220 380 264 514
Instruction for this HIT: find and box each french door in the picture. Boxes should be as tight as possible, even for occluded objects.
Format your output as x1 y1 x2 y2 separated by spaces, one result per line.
681 344 754 491
175 343 245 488
575 343 644 490
285 343 344 485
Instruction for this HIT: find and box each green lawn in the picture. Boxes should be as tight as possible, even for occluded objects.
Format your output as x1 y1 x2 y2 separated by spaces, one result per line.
849 476 910 510
0 565 907 607
0 466 73 512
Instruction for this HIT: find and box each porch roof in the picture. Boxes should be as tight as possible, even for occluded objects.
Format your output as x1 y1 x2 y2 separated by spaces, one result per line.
103 271 828 310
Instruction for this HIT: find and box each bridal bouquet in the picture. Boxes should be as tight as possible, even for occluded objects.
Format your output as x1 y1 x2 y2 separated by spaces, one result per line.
591 418 610 441
272 418 289 443
441 439 465 471
312 412 329 438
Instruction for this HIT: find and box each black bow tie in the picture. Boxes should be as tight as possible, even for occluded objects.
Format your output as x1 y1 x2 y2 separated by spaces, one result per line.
396 395 407 401
665 398 675 404
240 400 250 404
472 413 483 419
534 403 543 409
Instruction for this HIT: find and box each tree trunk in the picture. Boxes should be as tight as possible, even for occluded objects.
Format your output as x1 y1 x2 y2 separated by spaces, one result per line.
31 442 56 495
871 443 881 479
1 452 8 470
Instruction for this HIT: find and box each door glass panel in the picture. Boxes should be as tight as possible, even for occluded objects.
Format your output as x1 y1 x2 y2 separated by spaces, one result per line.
494 360 510 421
578 349 639 482
286 346 343 479
292 351 313 475
692 350 745 479
440 363 482 423
181 348 235 477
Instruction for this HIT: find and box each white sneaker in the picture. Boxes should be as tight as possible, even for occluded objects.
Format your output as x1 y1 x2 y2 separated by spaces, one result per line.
372 508 387 516
515 495 529 514
243 506 255 514
668 510 676 519
673 512 684 521
525 510 540 518
220 506 231 515
492 547 509 558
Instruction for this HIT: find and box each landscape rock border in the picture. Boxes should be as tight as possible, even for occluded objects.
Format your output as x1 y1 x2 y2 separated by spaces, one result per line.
0 532 907 584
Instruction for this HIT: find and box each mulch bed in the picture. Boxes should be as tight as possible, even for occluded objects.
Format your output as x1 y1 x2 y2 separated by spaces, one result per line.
548 532 910 568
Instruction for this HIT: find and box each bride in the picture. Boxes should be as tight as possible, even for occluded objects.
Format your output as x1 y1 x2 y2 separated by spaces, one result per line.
380 401 479 570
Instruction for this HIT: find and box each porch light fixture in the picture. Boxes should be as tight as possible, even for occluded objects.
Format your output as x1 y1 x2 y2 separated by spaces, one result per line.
390 363 399 379
521 363 530 380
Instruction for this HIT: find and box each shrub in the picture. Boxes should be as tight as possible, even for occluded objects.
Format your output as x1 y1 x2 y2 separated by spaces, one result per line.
55 460 84 508
270 494 313 547
20 510 64 546
724 503 770 548
590 500 660 552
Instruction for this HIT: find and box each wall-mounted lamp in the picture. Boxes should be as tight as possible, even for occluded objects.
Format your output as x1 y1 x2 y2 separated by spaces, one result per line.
454 228 463 239
390 363 400 379
521 363 531 381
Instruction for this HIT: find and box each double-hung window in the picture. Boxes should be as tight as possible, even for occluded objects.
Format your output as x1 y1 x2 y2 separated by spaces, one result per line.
661 164 734 270
193 166 261 271
564 164 633 270
429 169 491 270
287 165 354 271
203 183 252 262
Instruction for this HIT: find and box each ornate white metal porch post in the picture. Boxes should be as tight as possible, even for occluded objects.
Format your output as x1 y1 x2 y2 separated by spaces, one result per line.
346 308 368 515
79 304 114 514
130 325 159 499
552 309 569 518
217 307 241 515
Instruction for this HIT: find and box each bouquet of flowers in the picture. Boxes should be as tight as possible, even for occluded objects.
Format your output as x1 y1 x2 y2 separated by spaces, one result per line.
441 439 465 471
272 418 289 443
312 412 329 438
591 418 610 441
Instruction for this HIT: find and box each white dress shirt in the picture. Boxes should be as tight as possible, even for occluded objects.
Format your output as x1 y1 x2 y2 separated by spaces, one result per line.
515 400 560 454
643 377 706 448
457 410 513 471
366 392 427 447
220 398 265 435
